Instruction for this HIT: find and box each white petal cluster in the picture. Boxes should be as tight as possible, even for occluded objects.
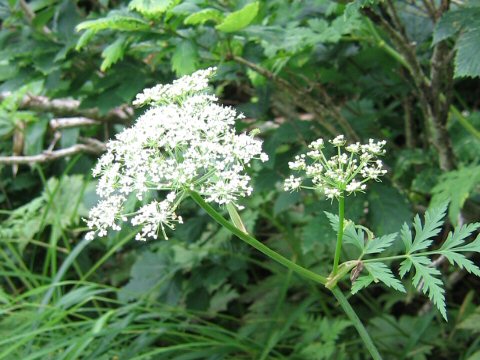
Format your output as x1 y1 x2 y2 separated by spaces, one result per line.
86 68 268 241
284 136 387 200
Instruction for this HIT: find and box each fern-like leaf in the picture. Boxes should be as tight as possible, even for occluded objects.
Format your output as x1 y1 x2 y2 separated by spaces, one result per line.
408 202 448 253
410 256 447 320
364 233 397 254
352 262 405 294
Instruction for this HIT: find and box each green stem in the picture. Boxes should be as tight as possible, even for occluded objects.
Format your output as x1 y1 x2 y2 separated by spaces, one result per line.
189 191 327 285
333 194 345 274
190 191 383 359
332 287 383 360
450 105 480 140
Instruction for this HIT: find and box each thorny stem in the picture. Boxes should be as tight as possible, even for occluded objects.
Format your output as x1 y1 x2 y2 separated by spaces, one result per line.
190 191 383 360
333 194 345 275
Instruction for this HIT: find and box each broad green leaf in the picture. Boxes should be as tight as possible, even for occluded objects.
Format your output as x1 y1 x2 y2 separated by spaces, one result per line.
184 8 224 25
455 27 480 78
433 7 480 44
171 41 198 76
76 12 150 32
368 183 412 235
129 0 173 17
101 37 128 72
216 2 259 33
273 192 300 215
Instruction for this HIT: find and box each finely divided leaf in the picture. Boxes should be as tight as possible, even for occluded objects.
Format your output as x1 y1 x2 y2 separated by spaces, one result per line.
364 233 397 254
351 262 405 294
324 212 366 251
409 202 448 253
399 257 413 278
455 234 480 253
351 275 374 294
401 222 413 253
365 262 405 292
324 211 339 232
410 256 447 320
100 36 128 72
441 252 480 277
440 223 480 251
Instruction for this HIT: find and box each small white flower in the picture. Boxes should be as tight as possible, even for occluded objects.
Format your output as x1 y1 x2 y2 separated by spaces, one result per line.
330 135 346 147
285 135 387 200
87 68 267 241
284 175 302 191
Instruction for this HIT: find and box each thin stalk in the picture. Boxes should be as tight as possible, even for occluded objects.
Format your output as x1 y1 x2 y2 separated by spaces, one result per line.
333 194 345 274
189 191 327 285
332 287 383 360
190 191 383 359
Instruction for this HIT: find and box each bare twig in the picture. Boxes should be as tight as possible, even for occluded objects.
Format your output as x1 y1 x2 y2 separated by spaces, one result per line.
49 117 101 130
0 139 106 165
0 93 133 124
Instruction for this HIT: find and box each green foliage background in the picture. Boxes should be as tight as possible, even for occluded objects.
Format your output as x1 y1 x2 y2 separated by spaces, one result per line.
0 0 480 359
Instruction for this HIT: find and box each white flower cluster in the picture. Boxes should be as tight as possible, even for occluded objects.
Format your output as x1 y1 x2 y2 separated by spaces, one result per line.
86 68 268 241
284 135 387 199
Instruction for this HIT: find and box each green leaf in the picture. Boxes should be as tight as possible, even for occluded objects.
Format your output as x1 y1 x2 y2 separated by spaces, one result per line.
410 256 447 320
208 285 239 313
171 41 198 76
216 2 259 33
409 202 448 253
101 36 128 72
399 257 413 278
364 233 398 254
129 0 174 17
273 192 300 215
433 7 480 44
184 8 224 25
76 11 150 33
324 212 365 251
441 251 480 277
351 275 374 294
431 166 480 224
75 29 97 51
455 27 480 78
345 0 380 18
400 222 413 253
362 262 405 292
368 182 412 235
440 223 480 251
